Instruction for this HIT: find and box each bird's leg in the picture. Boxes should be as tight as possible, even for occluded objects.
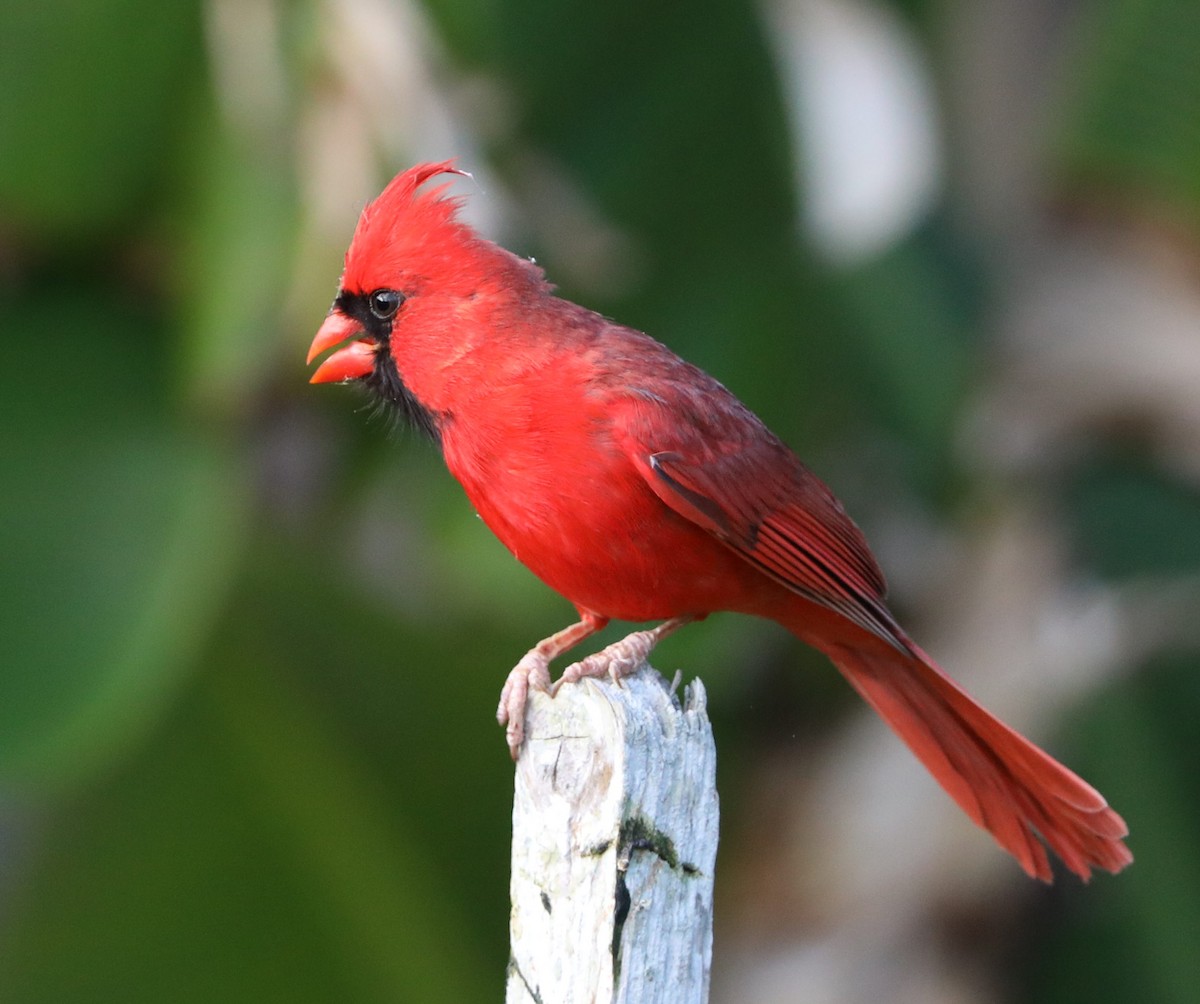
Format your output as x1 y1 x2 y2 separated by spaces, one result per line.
552 616 695 695
497 612 608 759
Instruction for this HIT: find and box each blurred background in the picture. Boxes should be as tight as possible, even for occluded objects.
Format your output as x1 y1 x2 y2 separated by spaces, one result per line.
2 0 1199 1000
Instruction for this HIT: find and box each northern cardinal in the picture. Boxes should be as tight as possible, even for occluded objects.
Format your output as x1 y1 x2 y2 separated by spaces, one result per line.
307 161 1131 881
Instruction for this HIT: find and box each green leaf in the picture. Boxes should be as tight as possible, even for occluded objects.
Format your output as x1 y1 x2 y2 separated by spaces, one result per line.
0 659 494 1003
0 293 246 786
1023 656 1200 1004
1068 455 1200 580
0 524 516 1002
833 227 975 470
0 0 204 238
1056 0 1200 228
175 102 299 415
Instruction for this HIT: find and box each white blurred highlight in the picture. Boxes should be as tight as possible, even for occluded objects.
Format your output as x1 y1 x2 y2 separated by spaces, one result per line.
764 0 942 265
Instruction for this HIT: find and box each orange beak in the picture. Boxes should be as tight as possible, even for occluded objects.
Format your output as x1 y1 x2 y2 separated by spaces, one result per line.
307 310 377 384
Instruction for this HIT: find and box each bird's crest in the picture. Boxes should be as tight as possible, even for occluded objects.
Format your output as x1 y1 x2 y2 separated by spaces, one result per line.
341 160 475 293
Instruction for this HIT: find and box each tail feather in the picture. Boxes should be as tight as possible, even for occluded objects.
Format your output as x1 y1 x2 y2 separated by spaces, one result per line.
823 639 1132 881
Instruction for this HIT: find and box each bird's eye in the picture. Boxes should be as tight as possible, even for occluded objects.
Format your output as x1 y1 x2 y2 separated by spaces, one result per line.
368 289 404 320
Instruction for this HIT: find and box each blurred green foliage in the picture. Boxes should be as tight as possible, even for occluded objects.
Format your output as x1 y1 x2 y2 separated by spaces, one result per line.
1021 654 1200 1004
1057 0 1200 221
0 295 244 785
0 2 203 237
1 0 1198 1001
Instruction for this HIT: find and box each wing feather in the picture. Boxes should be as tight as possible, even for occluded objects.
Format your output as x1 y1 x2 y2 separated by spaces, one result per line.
600 328 901 645
635 439 901 645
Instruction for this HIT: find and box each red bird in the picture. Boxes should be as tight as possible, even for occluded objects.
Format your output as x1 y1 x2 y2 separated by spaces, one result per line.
307 161 1131 882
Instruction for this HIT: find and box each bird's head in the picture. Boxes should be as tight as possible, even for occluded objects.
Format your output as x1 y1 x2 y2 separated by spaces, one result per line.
306 160 473 384
306 161 546 430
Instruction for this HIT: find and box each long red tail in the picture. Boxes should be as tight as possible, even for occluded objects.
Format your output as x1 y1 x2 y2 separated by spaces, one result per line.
816 636 1131 881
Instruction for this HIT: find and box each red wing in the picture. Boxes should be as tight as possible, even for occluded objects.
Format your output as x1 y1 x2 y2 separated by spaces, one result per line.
598 323 901 645
632 446 903 646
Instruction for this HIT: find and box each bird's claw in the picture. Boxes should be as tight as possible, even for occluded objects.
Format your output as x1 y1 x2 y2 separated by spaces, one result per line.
500 617 687 758
552 629 654 696
496 649 552 760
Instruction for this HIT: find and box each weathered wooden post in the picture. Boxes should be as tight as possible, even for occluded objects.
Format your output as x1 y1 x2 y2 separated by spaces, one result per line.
506 665 719 1004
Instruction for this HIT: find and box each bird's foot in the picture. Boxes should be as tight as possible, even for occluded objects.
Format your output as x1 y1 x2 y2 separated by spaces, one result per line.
552 632 650 695
496 649 552 760
495 614 608 760
551 615 695 697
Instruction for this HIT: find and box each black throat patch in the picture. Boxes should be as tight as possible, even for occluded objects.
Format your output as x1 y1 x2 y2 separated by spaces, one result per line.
334 290 441 442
